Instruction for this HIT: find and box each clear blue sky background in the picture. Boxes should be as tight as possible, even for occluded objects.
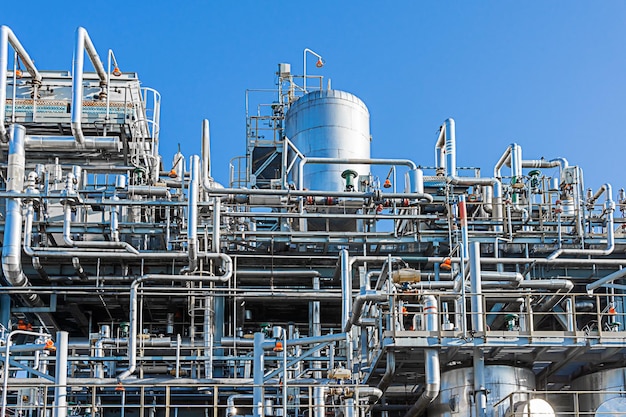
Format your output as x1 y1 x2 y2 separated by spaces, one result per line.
3 1 625 192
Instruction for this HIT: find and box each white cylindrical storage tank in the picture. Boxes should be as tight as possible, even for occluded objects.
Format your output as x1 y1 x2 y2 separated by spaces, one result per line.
429 366 552 417
285 90 370 192
570 368 626 416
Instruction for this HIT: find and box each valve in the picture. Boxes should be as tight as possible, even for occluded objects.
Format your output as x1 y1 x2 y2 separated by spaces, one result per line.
341 169 359 191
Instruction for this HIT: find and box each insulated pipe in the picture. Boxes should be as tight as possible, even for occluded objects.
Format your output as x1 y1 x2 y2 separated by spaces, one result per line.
15 135 121 151
403 295 440 417
212 197 220 252
0 26 42 142
341 249 352 331
522 157 569 175
344 293 388 332
340 248 354 369
24 205 187 259
116 268 233 382
510 143 522 182
444 118 456 177
62 204 139 254
586 267 626 294
2 125 41 304
201 119 214 188
548 183 615 259
53 331 69 417
434 118 456 177
227 394 253 417
493 145 512 179
71 27 107 145
313 386 327 417
2 125 28 288
220 332 347 348
469 242 485 333
376 351 396 392
235 270 321 278
188 155 200 271
205 186 434 202
298 157 418 190
110 195 120 242
523 279 574 313
447 176 503 232
253 333 264 417
358 386 384 409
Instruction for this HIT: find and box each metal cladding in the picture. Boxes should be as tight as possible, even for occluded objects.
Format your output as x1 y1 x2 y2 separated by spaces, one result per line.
432 366 546 417
285 89 370 191
2 25 626 417
570 368 626 415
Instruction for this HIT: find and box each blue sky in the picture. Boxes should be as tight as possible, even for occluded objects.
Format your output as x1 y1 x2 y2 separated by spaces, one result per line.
3 2 626 191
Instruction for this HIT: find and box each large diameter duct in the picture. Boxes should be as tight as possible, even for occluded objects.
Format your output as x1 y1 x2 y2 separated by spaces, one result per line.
2 125 36 303
285 90 370 192
429 366 548 417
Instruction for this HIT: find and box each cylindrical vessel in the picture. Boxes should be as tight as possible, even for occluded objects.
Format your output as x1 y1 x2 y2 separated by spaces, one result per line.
285 90 370 192
570 368 626 415
429 365 546 417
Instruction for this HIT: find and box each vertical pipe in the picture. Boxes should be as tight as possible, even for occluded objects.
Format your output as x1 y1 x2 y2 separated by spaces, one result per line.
2 124 40 304
202 119 211 180
282 329 288 417
53 331 69 417
340 249 353 369
203 294 213 379
311 276 322 379
444 118 456 178
409 168 424 194
188 155 199 270
469 242 484 333
253 332 264 417
71 27 107 145
110 195 120 242
469 242 487 417
0 27 10 142
457 195 469 336
212 197 221 252
341 249 352 328
403 295 440 417
71 29 86 145
0 26 42 142
510 143 522 181
344 398 355 417
493 181 503 233
565 298 575 332
0 295 10 328
473 349 487 417
313 387 327 417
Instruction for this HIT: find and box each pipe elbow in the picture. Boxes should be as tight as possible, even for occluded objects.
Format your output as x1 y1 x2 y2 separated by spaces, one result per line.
70 121 85 145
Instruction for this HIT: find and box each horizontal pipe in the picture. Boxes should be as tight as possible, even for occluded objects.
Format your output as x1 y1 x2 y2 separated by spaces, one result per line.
586 267 626 293
118 267 233 381
221 332 347 348
63 205 139 254
204 186 434 202
0 136 123 151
